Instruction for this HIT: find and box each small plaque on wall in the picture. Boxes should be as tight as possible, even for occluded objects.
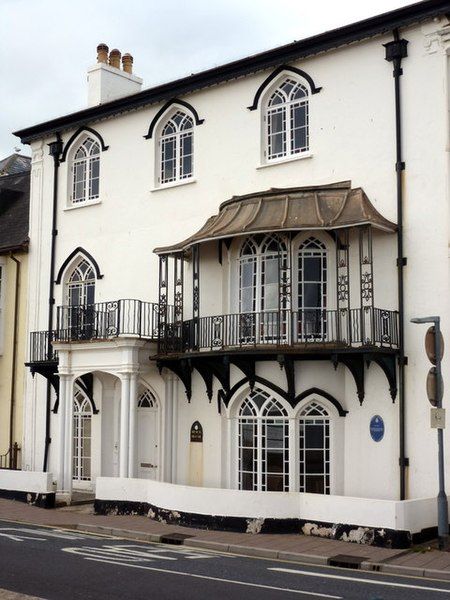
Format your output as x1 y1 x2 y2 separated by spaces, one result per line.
190 421 203 443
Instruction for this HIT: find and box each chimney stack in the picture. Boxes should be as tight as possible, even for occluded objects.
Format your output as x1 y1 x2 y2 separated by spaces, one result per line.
122 53 133 74
87 43 143 107
97 43 109 64
109 48 121 69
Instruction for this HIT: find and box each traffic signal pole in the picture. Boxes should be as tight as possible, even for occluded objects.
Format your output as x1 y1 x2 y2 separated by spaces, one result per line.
412 316 448 550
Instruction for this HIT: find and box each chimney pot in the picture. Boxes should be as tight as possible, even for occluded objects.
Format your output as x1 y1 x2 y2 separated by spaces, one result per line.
122 53 133 74
109 49 121 69
97 43 109 64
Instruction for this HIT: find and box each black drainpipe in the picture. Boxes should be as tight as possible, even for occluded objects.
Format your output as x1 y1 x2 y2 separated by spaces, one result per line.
43 134 63 472
384 31 408 500
9 253 21 466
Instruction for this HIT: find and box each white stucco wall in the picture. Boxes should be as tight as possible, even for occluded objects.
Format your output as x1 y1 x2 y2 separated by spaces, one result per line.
22 16 450 505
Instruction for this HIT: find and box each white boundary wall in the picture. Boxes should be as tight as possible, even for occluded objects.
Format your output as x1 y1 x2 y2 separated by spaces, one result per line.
96 477 437 534
0 471 55 494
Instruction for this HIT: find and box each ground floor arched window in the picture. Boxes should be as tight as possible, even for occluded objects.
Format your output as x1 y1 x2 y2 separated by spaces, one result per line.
72 387 93 482
238 388 289 491
299 401 330 494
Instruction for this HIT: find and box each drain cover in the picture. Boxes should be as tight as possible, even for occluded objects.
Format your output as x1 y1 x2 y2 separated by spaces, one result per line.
328 554 368 569
160 533 194 545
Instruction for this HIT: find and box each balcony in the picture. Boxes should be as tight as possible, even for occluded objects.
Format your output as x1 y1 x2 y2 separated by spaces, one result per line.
159 307 399 355
28 299 163 366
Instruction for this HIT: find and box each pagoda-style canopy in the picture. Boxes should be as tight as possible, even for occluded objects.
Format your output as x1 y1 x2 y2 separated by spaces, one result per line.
154 181 396 255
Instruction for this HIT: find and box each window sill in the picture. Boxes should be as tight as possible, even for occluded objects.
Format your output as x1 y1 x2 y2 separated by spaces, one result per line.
256 152 313 169
64 199 102 211
151 178 197 193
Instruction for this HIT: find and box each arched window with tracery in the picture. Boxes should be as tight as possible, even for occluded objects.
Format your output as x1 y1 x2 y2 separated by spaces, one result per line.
137 388 158 409
265 78 309 161
73 387 93 482
71 137 100 204
159 111 194 185
299 401 330 494
298 237 327 340
65 259 96 338
238 388 289 492
239 235 287 342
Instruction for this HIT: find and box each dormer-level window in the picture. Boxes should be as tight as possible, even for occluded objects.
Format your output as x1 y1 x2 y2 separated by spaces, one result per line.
71 137 100 204
265 78 309 161
159 111 194 185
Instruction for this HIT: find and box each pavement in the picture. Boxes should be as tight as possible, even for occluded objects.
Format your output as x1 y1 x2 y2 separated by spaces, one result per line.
0 498 450 581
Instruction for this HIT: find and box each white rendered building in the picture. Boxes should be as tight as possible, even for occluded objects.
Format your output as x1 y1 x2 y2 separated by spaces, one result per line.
12 1 450 546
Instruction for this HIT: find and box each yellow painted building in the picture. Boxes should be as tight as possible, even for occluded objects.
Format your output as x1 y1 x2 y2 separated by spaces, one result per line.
0 154 30 469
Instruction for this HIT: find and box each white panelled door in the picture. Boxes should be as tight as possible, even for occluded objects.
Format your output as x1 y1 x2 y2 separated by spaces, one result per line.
137 390 159 480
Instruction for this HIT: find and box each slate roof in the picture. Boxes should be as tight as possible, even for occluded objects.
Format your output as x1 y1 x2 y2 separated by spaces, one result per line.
13 0 450 144
0 168 30 254
0 153 31 176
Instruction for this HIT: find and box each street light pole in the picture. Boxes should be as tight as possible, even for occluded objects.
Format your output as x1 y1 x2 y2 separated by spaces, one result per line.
411 316 448 550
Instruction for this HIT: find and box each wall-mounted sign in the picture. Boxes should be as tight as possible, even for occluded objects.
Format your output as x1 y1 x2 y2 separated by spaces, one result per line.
370 415 385 442
190 421 203 443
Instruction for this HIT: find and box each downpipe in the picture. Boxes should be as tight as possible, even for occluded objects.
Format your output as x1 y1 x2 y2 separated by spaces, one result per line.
384 31 408 500
43 135 63 472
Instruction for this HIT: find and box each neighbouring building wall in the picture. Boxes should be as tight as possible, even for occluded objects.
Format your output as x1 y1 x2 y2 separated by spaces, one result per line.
0 252 28 465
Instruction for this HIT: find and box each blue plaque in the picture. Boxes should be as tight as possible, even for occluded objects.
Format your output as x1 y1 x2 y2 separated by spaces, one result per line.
370 415 385 442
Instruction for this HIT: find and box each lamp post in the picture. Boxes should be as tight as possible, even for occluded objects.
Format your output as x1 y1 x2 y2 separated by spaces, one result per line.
411 316 448 550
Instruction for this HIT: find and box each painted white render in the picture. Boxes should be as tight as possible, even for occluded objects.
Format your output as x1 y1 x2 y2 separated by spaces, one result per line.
15 6 450 538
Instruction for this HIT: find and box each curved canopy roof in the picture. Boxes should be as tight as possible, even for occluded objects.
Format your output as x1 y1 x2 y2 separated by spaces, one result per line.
154 181 397 255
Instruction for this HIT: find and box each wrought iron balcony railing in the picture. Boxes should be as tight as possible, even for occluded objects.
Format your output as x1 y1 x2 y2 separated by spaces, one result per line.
158 307 399 354
29 300 168 364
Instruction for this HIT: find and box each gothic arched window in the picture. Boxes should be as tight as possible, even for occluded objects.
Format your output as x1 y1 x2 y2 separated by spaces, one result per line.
159 111 194 185
298 237 327 340
265 78 309 161
73 387 94 482
238 388 289 492
71 137 101 204
299 401 330 494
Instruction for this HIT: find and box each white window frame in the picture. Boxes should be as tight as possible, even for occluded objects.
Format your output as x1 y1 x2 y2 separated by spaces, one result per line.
238 235 288 343
73 387 93 483
298 401 331 494
157 110 194 187
68 136 101 207
262 76 310 165
237 388 290 492
297 237 328 341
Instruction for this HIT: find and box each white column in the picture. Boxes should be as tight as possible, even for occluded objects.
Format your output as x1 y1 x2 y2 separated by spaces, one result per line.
163 373 173 482
119 373 130 478
56 374 68 491
63 376 74 493
171 377 178 483
128 373 138 478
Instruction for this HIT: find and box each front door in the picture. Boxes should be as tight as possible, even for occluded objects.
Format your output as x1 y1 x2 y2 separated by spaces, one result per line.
137 390 159 480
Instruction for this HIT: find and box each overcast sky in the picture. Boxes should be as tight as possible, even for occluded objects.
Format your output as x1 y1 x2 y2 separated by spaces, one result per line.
1 0 414 157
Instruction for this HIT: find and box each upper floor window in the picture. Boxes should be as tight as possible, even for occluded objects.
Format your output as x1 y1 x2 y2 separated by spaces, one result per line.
159 111 194 185
66 259 96 307
265 78 309 162
71 137 100 204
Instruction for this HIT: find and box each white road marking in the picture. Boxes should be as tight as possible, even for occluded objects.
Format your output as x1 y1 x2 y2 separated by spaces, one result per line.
0 527 102 541
62 543 221 563
0 533 46 542
85 557 343 598
269 567 450 594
